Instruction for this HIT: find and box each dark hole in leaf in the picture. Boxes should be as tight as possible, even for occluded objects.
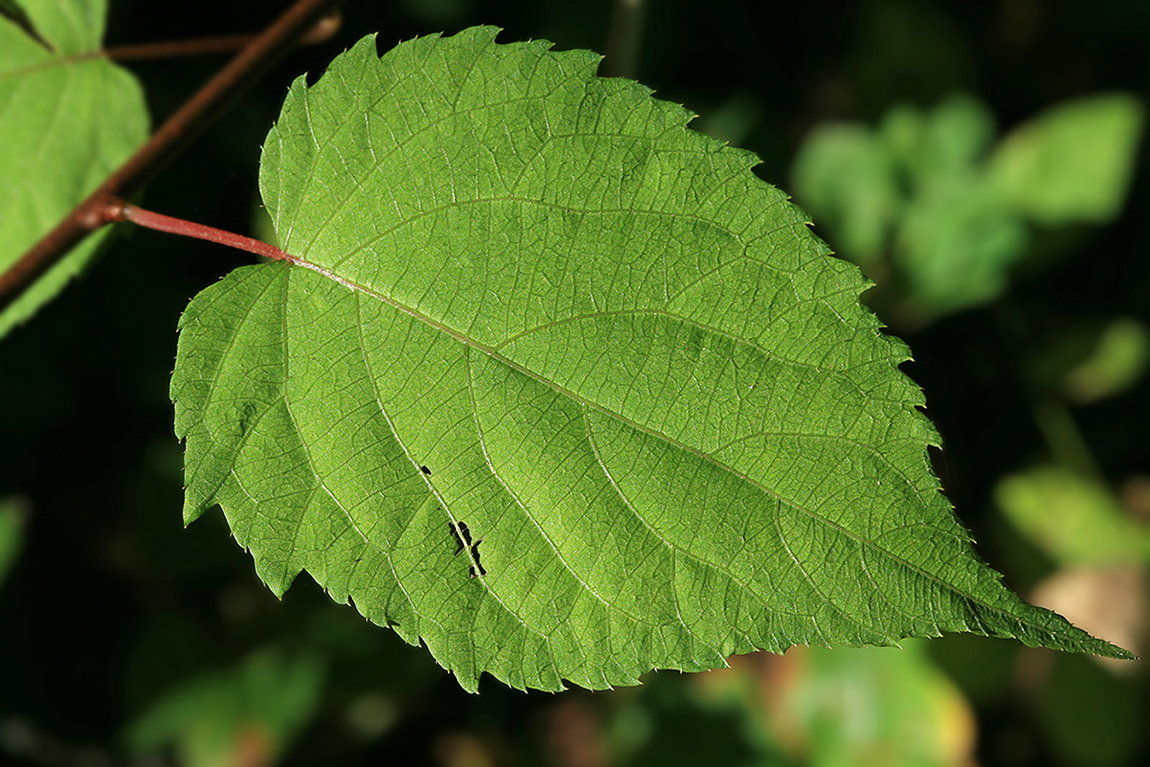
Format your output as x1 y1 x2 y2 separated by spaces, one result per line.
468 538 485 578
450 521 472 555
421 465 431 475
449 521 485 577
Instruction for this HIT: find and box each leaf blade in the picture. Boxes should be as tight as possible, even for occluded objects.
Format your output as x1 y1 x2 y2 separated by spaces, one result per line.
176 28 1130 692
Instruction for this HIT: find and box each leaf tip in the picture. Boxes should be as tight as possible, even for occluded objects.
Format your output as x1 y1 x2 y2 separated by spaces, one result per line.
1086 637 1137 661
181 499 206 527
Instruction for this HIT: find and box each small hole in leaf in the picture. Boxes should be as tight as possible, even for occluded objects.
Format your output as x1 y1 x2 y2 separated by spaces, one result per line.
449 521 485 577
468 537 485 577
450 521 472 554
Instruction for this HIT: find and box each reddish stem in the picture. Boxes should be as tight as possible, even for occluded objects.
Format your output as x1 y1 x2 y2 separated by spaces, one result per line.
104 13 341 62
0 0 344 314
3 11 343 75
113 203 292 262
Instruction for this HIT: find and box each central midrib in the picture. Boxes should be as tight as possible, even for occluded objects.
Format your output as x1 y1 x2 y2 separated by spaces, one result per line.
273 253 1069 647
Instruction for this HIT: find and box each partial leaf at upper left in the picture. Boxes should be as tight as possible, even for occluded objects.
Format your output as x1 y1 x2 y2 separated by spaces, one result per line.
0 0 149 338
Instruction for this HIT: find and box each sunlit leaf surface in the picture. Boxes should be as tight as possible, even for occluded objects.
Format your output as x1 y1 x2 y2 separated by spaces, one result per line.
172 28 1128 692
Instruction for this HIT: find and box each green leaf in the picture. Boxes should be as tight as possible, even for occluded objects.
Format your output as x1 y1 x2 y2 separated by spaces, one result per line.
1028 318 1149 404
761 643 974 767
989 94 1143 225
997 466 1150 567
893 171 1027 315
881 94 996 181
172 28 1129 692
0 0 149 338
1061 319 1148 403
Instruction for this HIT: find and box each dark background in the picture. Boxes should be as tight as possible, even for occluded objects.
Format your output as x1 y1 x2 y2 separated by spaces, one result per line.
2 1 1147 765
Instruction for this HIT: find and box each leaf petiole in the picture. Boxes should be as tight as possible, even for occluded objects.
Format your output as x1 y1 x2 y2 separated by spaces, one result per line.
115 203 292 262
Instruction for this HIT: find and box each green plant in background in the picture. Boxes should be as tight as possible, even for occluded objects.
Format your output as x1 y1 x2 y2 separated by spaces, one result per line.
999 466 1150 568
792 92 1143 325
707 642 974 767
1028 318 1149 407
0 0 149 337
124 649 324 767
576 640 974 766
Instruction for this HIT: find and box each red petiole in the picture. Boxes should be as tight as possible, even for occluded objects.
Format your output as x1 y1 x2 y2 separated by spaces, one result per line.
112 202 292 263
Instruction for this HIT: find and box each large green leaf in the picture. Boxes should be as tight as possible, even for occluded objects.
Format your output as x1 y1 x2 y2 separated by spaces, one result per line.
172 28 1128 692
0 0 149 337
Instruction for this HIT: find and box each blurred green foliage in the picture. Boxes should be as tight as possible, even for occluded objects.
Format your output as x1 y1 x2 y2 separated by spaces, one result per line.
990 96 1144 226
124 649 324 767
691 642 975 767
998 466 1150 567
1028 318 1149 405
792 93 1143 326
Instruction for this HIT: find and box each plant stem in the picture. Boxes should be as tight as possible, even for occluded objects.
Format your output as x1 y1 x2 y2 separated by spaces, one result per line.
0 0 344 315
113 202 292 262
104 13 341 62
1 13 340 80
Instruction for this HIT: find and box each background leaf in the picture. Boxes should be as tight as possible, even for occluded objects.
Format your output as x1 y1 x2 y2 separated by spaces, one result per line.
788 124 901 269
124 648 324 767
1026 318 1149 405
989 94 1144 226
704 643 977 767
997 466 1150 568
172 28 1126 693
791 92 1143 326
0 0 149 338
